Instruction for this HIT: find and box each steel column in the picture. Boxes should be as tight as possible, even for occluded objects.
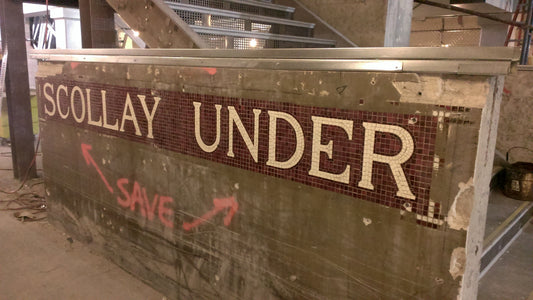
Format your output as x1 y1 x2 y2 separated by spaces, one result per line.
0 0 37 179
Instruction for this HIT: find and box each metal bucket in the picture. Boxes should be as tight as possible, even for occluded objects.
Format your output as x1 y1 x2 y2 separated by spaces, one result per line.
502 147 533 201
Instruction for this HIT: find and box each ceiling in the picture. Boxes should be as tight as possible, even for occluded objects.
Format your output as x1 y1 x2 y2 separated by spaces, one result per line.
23 0 78 8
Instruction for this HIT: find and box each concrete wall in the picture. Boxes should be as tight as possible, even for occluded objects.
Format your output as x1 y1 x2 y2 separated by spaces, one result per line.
498 67 533 163
410 14 507 48
36 59 502 299
411 16 482 47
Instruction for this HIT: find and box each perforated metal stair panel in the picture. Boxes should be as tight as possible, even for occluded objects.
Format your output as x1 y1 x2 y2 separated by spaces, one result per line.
167 0 293 18
172 6 312 37
197 33 330 49
163 0 337 49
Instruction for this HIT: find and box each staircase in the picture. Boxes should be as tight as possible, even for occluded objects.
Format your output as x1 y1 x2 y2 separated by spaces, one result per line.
110 0 339 49
165 0 336 48
165 0 335 49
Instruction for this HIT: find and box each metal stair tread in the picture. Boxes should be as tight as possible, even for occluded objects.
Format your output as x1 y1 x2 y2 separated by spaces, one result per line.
166 0 295 13
166 1 315 28
221 0 295 13
190 25 335 45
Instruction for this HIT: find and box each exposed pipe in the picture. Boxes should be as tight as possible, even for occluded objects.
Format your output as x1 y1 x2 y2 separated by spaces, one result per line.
414 0 530 28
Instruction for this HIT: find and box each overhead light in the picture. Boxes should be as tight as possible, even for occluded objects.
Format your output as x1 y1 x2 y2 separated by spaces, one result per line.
133 30 140 37
249 38 257 48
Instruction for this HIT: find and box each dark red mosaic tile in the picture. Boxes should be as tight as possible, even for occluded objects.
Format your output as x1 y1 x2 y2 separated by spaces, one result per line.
37 78 439 218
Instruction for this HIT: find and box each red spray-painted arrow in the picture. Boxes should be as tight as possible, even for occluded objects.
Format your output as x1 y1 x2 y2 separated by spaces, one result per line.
81 143 114 194
183 196 238 231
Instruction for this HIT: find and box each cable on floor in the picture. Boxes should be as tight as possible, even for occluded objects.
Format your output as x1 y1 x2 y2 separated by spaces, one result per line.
0 134 42 194
0 134 46 221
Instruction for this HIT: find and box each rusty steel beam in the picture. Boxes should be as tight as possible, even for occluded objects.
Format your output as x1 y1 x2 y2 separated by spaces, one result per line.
105 0 207 48
0 0 37 179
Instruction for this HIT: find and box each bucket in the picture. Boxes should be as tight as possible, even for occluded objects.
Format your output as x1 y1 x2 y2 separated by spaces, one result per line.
502 147 533 201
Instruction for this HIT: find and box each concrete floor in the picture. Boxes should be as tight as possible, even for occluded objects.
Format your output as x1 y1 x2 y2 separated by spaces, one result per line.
0 210 165 299
479 220 533 300
0 144 532 299
0 146 164 300
484 189 524 239
479 183 533 300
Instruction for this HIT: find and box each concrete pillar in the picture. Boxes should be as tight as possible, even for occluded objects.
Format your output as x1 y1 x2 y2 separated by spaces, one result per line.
478 18 508 46
384 0 414 46
50 8 82 49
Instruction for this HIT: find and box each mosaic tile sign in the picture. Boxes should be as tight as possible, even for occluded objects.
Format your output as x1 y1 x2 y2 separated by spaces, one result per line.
37 79 437 217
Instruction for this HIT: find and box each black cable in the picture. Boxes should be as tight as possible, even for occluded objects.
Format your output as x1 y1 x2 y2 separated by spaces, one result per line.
0 134 41 194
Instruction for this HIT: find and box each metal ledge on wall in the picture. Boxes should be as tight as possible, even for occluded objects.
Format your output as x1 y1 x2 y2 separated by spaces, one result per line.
30 47 519 75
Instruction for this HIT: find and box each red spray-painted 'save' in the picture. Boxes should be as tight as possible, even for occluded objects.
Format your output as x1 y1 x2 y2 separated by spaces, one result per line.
80 142 239 230
116 178 174 228
183 196 238 231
